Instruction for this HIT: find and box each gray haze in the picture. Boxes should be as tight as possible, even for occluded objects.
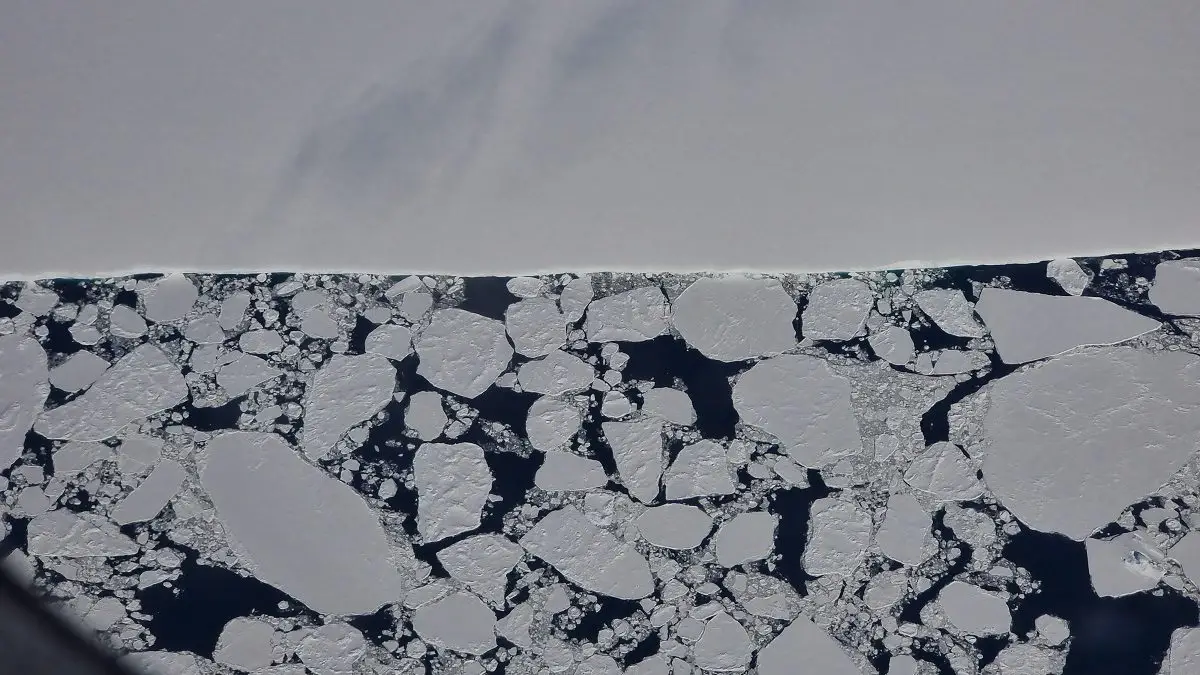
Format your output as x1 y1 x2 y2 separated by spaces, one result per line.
1 1 1198 276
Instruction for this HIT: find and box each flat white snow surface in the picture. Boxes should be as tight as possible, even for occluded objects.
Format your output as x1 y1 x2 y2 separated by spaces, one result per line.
3 253 1200 673
671 276 796 361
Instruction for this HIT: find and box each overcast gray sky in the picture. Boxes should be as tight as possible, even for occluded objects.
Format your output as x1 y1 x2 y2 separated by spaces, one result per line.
2 1 1198 276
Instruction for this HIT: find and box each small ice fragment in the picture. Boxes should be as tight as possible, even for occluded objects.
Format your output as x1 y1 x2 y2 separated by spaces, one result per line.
864 570 908 610
585 286 669 343
732 355 862 468
600 390 634 418
975 288 1161 364
399 290 434 322
405 391 448 441
517 350 593 396
937 581 1010 635
664 440 735 500
625 655 670 675
412 591 497 655
296 623 366 675
903 442 983 502
495 601 535 649
535 451 608 491
803 498 871 577
1035 615 1070 646
559 275 594 323
413 442 492 543
436 534 523 606
302 354 395 460
507 277 545 298
929 349 988 375
1047 258 1090 296
217 354 283 398
914 289 985 338
875 493 932 567
888 655 919 675
142 274 197 322
1150 259 1200 316
363 306 392 324
300 309 340 339
519 506 653 600
757 616 861 675
526 396 582 452
49 351 109 392
802 278 872 341
385 277 424 299
641 388 696 426
692 611 753 671
218 291 252 330
239 329 284 354
416 309 513 398
36 344 186 442
201 432 409 614
577 654 621 675
27 510 138 557
214 617 276 671
1086 533 1163 597
83 596 126 631
0 334 49 470
982 347 1200 540
364 324 413 361
636 504 713 550
110 459 185 525
505 298 567 357
69 323 102 345
713 511 777 567
868 326 914 366
602 418 665 503
15 284 58 316
116 434 162 475
109 304 148 338
183 316 225 344
289 289 326 315
671 277 796 361
16 486 50 516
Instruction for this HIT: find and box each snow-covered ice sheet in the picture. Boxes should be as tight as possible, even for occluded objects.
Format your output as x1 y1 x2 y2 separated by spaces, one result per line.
2 251 1200 674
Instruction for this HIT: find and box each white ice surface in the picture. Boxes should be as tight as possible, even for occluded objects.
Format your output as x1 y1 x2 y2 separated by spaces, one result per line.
416 309 512 399
756 615 860 675
301 353 395 460
982 347 1200 540
201 431 410 614
412 591 497 656
732 355 862 468
602 417 665 504
519 506 653 600
975 288 1161 364
1151 259 1200 317
0 334 48 470
937 581 1011 636
636 504 713 551
413 442 492 543
671 276 796 361
36 344 186 442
